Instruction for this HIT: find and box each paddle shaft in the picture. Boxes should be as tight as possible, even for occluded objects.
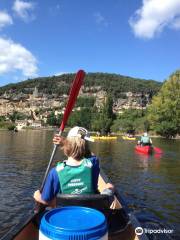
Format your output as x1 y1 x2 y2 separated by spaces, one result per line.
40 131 62 191
39 70 85 193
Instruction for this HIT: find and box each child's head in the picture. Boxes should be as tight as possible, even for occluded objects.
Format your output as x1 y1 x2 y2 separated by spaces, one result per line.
62 127 94 160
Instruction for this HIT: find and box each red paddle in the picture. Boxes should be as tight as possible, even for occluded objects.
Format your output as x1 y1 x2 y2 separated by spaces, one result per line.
40 70 85 192
59 70 85 132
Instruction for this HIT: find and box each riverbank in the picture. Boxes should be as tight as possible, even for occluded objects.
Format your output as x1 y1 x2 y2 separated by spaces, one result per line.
0 126 55 131
1 127 180 139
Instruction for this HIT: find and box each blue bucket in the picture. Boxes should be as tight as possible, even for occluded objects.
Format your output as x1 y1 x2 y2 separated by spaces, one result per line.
39 206 108 240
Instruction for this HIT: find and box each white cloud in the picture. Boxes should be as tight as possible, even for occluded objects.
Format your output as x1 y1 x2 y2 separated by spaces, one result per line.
12 0 35 22
171 17 180 29
129 0 180 39
94 12 109 27
0 37 38 77
0 11 13 29
54 72 68 76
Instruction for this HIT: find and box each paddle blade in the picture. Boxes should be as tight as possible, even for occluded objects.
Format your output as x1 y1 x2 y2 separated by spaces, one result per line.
153 146 163 154
60 70 85 132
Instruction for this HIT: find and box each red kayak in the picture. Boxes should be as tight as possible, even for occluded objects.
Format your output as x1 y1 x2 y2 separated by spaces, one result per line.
135 145 153 154
135 145 163 154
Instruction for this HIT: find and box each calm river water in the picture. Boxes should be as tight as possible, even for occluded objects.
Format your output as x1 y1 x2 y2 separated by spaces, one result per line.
0 130 179 239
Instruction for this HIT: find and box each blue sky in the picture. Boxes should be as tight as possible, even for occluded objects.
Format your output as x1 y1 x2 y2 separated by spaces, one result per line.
0 0 180 86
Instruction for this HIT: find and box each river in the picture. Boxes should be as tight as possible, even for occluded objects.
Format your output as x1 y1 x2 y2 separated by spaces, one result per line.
0 130 179 239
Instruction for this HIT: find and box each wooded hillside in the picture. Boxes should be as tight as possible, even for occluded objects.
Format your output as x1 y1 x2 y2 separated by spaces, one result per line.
0 72 162 98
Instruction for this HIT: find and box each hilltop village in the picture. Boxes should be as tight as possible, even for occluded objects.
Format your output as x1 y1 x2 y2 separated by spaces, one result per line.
0 85 150 129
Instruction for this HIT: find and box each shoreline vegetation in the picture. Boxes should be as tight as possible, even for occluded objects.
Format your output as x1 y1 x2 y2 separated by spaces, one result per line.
0 70 179 139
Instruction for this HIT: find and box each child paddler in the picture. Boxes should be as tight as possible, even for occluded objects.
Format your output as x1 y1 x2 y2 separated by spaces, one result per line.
34 126 114 207
139 132 152 146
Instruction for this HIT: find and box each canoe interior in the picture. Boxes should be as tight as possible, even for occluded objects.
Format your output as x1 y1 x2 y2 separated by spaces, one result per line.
1 172 145 240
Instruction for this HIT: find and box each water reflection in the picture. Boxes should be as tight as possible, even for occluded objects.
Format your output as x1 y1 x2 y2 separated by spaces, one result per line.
92 138 180 239
0 131 179 239
135 151 163 171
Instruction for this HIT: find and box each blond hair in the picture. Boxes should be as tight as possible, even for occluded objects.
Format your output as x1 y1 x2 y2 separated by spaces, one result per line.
61 137 86 160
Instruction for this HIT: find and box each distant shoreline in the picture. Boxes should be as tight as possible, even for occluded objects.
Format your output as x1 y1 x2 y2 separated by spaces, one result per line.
0 127 179 139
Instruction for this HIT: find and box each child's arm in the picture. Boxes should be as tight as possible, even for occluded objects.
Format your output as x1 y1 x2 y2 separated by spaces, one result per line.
34 190 57 208
34 190 48 205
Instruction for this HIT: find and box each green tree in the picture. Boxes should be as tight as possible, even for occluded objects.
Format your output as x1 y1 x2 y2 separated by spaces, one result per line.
8 111 27 122
91 113 112 134
47 111 63 126
47 112 62 126
111 109 148 133
56 114 63 126
91 95 114 134
68 108 92 129
147 70 180 138
0 116 6 122
103 95 114 119
0 121 15 130
47 112 56 126
76 97 95 108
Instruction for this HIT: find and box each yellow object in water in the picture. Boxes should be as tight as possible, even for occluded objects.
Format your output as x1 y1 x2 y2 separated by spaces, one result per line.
122 136 136 140
91 136 117 140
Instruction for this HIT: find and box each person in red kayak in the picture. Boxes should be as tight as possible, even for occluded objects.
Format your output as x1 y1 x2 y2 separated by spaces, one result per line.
139 132 152 146
34 126 114 207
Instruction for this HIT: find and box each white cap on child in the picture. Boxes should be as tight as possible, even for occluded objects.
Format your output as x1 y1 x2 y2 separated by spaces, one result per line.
67 126 94 142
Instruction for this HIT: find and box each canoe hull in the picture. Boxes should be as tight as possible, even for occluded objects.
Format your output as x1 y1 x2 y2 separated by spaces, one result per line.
122 136 136 141
135 145 152 154
2 217 137 240
92 136 117 140
1 172 147 240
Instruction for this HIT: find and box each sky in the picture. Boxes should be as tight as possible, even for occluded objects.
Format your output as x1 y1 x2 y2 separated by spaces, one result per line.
0 0 180 86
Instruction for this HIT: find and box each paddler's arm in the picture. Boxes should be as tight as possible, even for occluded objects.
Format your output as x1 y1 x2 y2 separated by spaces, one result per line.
34 190 57 207
34 167 60 207
33 136 63 206
33 190 49 205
